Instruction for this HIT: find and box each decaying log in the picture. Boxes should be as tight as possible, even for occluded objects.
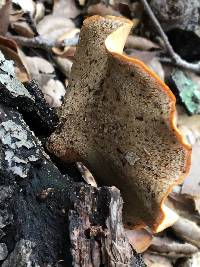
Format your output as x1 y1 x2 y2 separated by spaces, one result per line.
0 50 146 266
69 185 145 267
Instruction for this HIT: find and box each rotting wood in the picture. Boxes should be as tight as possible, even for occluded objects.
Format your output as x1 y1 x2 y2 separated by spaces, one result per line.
0 50 146 266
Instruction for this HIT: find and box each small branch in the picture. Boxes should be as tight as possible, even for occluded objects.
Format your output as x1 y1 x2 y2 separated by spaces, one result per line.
140 0 200 74
160 57 200 73
6 35 79 50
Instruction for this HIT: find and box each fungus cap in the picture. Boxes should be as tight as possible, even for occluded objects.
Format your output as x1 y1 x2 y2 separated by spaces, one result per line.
48 15 191 232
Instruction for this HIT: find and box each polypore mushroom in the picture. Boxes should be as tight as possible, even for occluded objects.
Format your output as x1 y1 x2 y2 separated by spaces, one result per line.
47 15 191 232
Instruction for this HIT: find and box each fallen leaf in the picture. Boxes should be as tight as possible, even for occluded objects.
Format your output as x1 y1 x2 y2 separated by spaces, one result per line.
0 0 11 35
53 0 80 19
12 0 35 17
34 2 45 23
54 57 73 78
11 21 35 38
37 15 75 41
193 197 200 214
172 216 200 249
87 3 121 16
125 35 160 51
178 113 200 145
167 193 198 224
126 228 152 253
76 162 97 187
150 236 198 258
24 56 55 88
181 144 200 198
42 79 66 108
0 36 29 81
179 252 200 267
143 253 173 267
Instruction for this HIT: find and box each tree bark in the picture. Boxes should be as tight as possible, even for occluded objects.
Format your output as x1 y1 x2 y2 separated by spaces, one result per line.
0 51 146 266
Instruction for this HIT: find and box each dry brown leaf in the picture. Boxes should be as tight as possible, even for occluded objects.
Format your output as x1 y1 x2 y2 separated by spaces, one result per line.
193 197 200 214
42 79 66 108
143 253 173 267
76 162 97 187
24 56 55 88
125 35 160 51
0 0 11 35
126 229 152 253
65 79 69 88
87 3 121 17
78 0 85 6
178 114 200 145
52 28 79 57
53 0 80 19
150 236 198 258
0 36 29 81
10 8 24 23
181 144 200 198
54 57 73 78
167 193 199 225
12 0 35 17
172 217 200 249
11 21 35 38
34 2 45 23
179 252 200 267
37 15 75 41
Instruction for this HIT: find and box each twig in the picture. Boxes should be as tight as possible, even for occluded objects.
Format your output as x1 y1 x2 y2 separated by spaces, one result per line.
6 35 79 50
140 0 200 74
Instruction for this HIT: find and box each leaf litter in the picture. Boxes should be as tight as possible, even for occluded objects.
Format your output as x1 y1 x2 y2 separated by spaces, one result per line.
1 0 200 266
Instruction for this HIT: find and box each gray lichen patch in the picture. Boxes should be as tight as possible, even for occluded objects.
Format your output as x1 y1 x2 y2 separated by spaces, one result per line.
0 109 41 178
0 51 34 100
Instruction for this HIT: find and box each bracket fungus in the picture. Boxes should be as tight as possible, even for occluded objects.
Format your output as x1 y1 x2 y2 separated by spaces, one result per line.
47 15 191 232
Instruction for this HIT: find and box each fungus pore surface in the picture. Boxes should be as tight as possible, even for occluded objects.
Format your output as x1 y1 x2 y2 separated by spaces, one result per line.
47 15 191 232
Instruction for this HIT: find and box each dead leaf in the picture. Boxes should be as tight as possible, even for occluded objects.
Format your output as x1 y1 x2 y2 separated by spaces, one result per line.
12 0 35 17
78 0 85 6
54 57 73 78
179 252 200 267
181 144 200 198
0 0 11 35
143 253 173 267
24 56 55 88
172 217 200 249
178 114 200 145
37 15 75 41
193 197 200 214
53 0 80 19
34 2 45 23
10 8 24 23
42 79 66 108
126 228 152 253
0 36 29 81
125 35 160 51
76 162 97 187
11 21 35 38
87 3 121 16
167 193 198 224
150 236 198 258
